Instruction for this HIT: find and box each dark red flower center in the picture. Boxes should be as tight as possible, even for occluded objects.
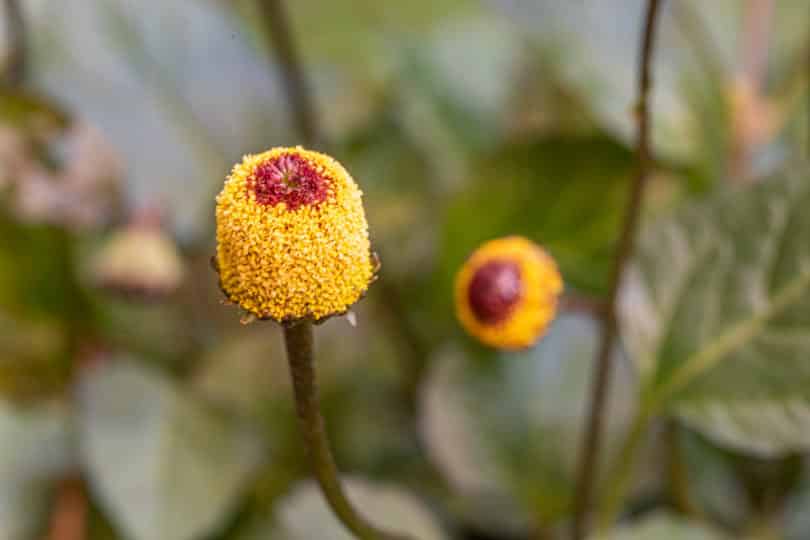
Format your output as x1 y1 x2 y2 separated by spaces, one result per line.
468 260 523 324
250 153 329 209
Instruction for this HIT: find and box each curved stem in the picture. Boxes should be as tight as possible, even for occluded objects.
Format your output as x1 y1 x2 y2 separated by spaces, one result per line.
260 1 416 536
570 1 665 538
283 322 410 540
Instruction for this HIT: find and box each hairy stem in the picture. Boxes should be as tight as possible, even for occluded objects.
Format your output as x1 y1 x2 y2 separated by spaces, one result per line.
284 323 409 540
570 1 665 538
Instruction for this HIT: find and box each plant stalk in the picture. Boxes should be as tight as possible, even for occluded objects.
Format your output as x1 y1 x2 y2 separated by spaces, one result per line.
259 1 413 536
283 322 409 540
570 1 665 538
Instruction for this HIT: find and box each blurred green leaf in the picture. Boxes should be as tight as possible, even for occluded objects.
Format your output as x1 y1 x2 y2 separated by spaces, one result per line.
421 315 636 529
0 220 83 398
0 312 69 400
621 165 810 456
78 360 264 540
281 0 476 75
0 89 70 135
679 429 749 529
439 134 634 299
0 220 80 320
592 512 727 540
0 400 71 540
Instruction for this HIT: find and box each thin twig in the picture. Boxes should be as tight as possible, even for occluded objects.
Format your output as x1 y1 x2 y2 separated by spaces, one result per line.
570 1 665 538
2 0 26 86
256 0 321 147
284 323 409 540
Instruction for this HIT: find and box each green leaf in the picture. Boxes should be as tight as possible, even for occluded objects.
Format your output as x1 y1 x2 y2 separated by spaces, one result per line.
0 220 79 321
592 512 727 540
274 478 446 540
421 315 636 528
678 430 749 529
620 166 810 455
0 400 71 540
439 135 634 297
78 361 264 540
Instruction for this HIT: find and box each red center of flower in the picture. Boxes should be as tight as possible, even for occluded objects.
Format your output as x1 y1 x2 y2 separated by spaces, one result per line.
250 153 329 209
468 260 523 324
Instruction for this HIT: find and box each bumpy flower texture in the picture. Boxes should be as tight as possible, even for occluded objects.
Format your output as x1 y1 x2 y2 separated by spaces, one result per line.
455 236 563 350
215 147 375 322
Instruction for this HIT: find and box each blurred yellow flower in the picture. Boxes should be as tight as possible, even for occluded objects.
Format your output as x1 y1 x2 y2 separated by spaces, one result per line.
215 146 374 322
455 236 562 350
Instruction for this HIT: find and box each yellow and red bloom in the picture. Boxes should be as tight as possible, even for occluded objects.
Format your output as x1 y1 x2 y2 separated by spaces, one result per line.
455 236 562 350
215 146 375 323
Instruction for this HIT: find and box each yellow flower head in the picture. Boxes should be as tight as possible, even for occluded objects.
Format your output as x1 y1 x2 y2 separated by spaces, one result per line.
215 146 375 323
455 236 563 350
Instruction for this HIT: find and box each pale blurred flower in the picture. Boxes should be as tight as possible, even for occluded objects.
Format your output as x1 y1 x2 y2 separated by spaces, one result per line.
1 120 123 229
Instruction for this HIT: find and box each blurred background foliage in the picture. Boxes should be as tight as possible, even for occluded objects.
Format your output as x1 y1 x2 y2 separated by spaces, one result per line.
0 0 808 539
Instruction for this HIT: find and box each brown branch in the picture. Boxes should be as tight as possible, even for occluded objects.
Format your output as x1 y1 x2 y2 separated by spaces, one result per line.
570 1 665 538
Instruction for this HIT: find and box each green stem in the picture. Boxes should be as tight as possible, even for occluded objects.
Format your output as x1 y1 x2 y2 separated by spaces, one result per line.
283 322 409 540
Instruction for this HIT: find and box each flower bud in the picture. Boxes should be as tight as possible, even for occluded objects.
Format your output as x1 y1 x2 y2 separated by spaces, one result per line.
215 147 375 323
92 217 185 299
455 236 562 350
